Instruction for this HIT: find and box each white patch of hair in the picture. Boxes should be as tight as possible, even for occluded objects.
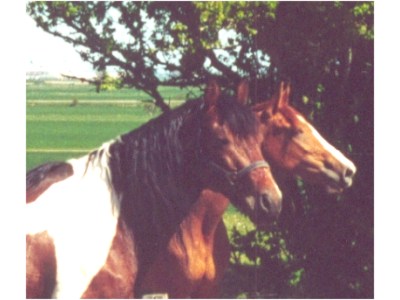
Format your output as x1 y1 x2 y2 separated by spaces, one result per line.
26 141 121 298
295 114 356 173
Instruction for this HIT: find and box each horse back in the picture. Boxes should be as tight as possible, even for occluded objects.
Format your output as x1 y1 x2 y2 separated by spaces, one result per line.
26 162 73 203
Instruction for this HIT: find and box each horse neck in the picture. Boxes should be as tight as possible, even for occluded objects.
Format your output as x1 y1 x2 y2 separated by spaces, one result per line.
187 189 230 239
107 101 209 269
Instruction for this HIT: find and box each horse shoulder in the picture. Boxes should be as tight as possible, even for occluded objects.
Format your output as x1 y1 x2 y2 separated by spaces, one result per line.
138 208 230 298
137 215 209 298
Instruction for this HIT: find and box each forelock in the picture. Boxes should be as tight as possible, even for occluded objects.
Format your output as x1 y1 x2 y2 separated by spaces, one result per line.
216 95 258 138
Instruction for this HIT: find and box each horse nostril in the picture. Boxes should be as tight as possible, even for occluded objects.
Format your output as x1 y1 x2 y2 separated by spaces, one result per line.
344 167 354 179
260 194 271 212
259 193 282 218
340 167 356 188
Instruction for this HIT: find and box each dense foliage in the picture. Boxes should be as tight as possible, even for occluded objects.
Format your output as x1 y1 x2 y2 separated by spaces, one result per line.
28 1 373 298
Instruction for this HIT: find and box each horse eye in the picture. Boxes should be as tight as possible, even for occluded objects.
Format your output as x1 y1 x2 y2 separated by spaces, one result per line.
217 138 230 146
272 126 301 137
291 128 303 137
261 111 271 123
272 127 285 136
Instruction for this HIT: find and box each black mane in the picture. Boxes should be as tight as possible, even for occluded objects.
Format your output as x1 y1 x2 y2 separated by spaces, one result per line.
107 100 203 278
216 95 258 138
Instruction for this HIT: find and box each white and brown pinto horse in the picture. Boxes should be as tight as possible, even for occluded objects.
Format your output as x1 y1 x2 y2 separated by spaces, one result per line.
138 81 357 298
26 81 282 298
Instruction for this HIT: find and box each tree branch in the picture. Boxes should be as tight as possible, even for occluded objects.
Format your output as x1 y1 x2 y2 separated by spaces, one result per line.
205 49 241 81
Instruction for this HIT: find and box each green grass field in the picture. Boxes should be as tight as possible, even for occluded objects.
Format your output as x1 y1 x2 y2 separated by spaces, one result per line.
26 82 202 169
27 81 201 101
27 103 160 169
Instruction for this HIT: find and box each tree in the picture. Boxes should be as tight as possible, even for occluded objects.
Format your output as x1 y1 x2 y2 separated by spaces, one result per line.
27 1 374 297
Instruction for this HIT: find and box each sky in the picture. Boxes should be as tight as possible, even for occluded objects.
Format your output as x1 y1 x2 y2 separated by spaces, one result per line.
25 11 249 80
26 13 96 78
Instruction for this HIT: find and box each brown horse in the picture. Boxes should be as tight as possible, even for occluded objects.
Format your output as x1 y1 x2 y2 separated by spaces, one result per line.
253 81 356 193
137 81 283 298
26 81 282 298
138 81 357 298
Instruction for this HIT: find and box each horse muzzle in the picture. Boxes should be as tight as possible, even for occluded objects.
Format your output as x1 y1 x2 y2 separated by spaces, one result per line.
245 190 282 225
322 160 357 194
259 191 282 218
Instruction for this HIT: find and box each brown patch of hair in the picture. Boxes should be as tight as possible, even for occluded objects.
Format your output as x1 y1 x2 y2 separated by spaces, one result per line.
26 232 56 298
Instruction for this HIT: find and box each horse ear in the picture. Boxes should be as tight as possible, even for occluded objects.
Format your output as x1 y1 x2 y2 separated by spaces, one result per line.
273 82 285 113
273 81 291 113
282 82 291 105
204 80 221 108
236 79 249 105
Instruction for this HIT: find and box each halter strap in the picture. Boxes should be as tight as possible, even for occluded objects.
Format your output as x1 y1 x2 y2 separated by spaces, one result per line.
209 160 270 186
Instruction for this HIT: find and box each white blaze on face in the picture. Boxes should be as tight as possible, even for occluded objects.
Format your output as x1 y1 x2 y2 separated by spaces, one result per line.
26 142 121 298
295 114 357 175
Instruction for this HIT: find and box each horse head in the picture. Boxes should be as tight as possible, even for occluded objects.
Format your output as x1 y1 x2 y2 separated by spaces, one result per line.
253 82 356 194
194 80 282 224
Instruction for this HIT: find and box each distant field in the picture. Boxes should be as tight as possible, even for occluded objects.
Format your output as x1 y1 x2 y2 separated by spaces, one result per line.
27 81 202 102
26 81 202 169
26 104 159 169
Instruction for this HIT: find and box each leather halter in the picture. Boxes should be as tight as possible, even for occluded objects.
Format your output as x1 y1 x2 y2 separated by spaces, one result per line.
209 160 270 186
